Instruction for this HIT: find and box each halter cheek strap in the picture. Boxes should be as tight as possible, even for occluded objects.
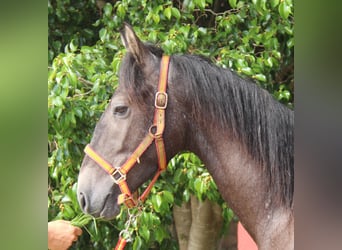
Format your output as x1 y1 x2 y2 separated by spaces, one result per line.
83 55 170 208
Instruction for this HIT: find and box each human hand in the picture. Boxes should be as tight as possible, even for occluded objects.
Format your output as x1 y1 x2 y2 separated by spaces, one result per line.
48 220 82 250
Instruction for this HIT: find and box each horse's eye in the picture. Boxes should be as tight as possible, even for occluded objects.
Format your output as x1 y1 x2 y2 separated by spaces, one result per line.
113 106 129 117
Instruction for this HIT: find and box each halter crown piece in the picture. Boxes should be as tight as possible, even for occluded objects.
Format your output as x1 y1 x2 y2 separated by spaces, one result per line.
83 55 170 250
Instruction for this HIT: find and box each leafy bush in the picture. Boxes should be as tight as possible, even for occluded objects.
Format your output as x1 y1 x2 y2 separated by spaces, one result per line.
48 0 102 63
48 0 293 249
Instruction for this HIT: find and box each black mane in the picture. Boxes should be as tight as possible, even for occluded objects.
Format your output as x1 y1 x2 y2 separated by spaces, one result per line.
120 44 294 208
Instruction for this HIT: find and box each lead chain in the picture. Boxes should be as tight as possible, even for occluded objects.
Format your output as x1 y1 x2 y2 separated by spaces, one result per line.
119 206 143 243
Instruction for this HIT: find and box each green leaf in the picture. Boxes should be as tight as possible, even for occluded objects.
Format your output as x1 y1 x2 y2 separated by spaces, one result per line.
152 14 160 24
117 4 126 18
265 57 273 67
270 0 280 8
260 0 267 10
194 178 204 194
63 204 76 218
154 227 168 243
173 168 183 183
236 58 247 68
241 67 253 76
52 96 63 107
60 88 69 99
164 7 172 20
68 71 77 86
55 108 63 119
183 189 190 202
74 108 83 118
229 0 237 8
195 0 206 9
71 213 93 227
284 26 293 35
103 3 113 17
99 28 107 42
162 191 174 204
69 111 76 126
152 194 162 212
279 1 291 19
254 74 266 82
140 212 152 227
139 226 150 241
132 236 142 250
286 37 294 48
283 90 291 100
273 50 282 59
171 7 181 20
69 40 77 52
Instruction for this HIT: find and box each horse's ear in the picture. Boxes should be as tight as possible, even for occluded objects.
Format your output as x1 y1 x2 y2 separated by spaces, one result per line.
120 23 150 65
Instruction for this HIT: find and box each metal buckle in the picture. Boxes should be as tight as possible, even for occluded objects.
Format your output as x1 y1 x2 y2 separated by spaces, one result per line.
155 92 168 109
111 168 126 184
123 196 137 208
119 229 132 243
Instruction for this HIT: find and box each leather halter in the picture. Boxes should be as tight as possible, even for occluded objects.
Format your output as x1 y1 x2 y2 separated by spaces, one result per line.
83 55 170 209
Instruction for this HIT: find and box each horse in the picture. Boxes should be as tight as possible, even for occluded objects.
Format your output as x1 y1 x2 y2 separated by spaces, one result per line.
77 23 294 250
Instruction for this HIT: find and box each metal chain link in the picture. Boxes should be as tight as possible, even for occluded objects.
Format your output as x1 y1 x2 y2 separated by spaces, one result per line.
118 204 144 242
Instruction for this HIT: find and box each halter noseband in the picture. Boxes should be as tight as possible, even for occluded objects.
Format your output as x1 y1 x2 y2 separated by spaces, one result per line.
83 55 170 209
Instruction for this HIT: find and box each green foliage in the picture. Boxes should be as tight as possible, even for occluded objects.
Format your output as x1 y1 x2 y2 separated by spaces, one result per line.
168 153 222 204
48 0 101 63
48 35 122 249
48 0 293 249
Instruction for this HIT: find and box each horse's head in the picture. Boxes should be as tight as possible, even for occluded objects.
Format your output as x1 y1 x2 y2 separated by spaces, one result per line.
77 24 187 219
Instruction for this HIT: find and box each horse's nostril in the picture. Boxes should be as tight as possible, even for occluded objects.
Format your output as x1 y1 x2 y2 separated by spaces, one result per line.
78 192 88 212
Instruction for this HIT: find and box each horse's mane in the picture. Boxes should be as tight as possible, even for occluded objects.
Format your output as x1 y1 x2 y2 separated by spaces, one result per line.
172 54 294 208
120 44 294 208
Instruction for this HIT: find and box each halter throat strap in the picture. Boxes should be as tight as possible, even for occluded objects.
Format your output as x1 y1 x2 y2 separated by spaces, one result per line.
84 55 170 208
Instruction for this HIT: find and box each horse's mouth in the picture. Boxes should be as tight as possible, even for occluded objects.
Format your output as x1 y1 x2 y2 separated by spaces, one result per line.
97 194 121 220
81 193 120 220
99 204 120 220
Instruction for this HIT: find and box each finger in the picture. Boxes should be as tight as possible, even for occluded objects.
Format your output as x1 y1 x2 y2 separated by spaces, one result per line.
74 227 83 236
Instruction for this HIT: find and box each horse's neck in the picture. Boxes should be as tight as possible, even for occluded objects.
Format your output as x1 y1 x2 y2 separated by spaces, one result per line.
187 124 293 248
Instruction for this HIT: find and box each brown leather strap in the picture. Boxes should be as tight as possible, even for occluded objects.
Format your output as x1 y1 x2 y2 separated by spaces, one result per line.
114 237 127 250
